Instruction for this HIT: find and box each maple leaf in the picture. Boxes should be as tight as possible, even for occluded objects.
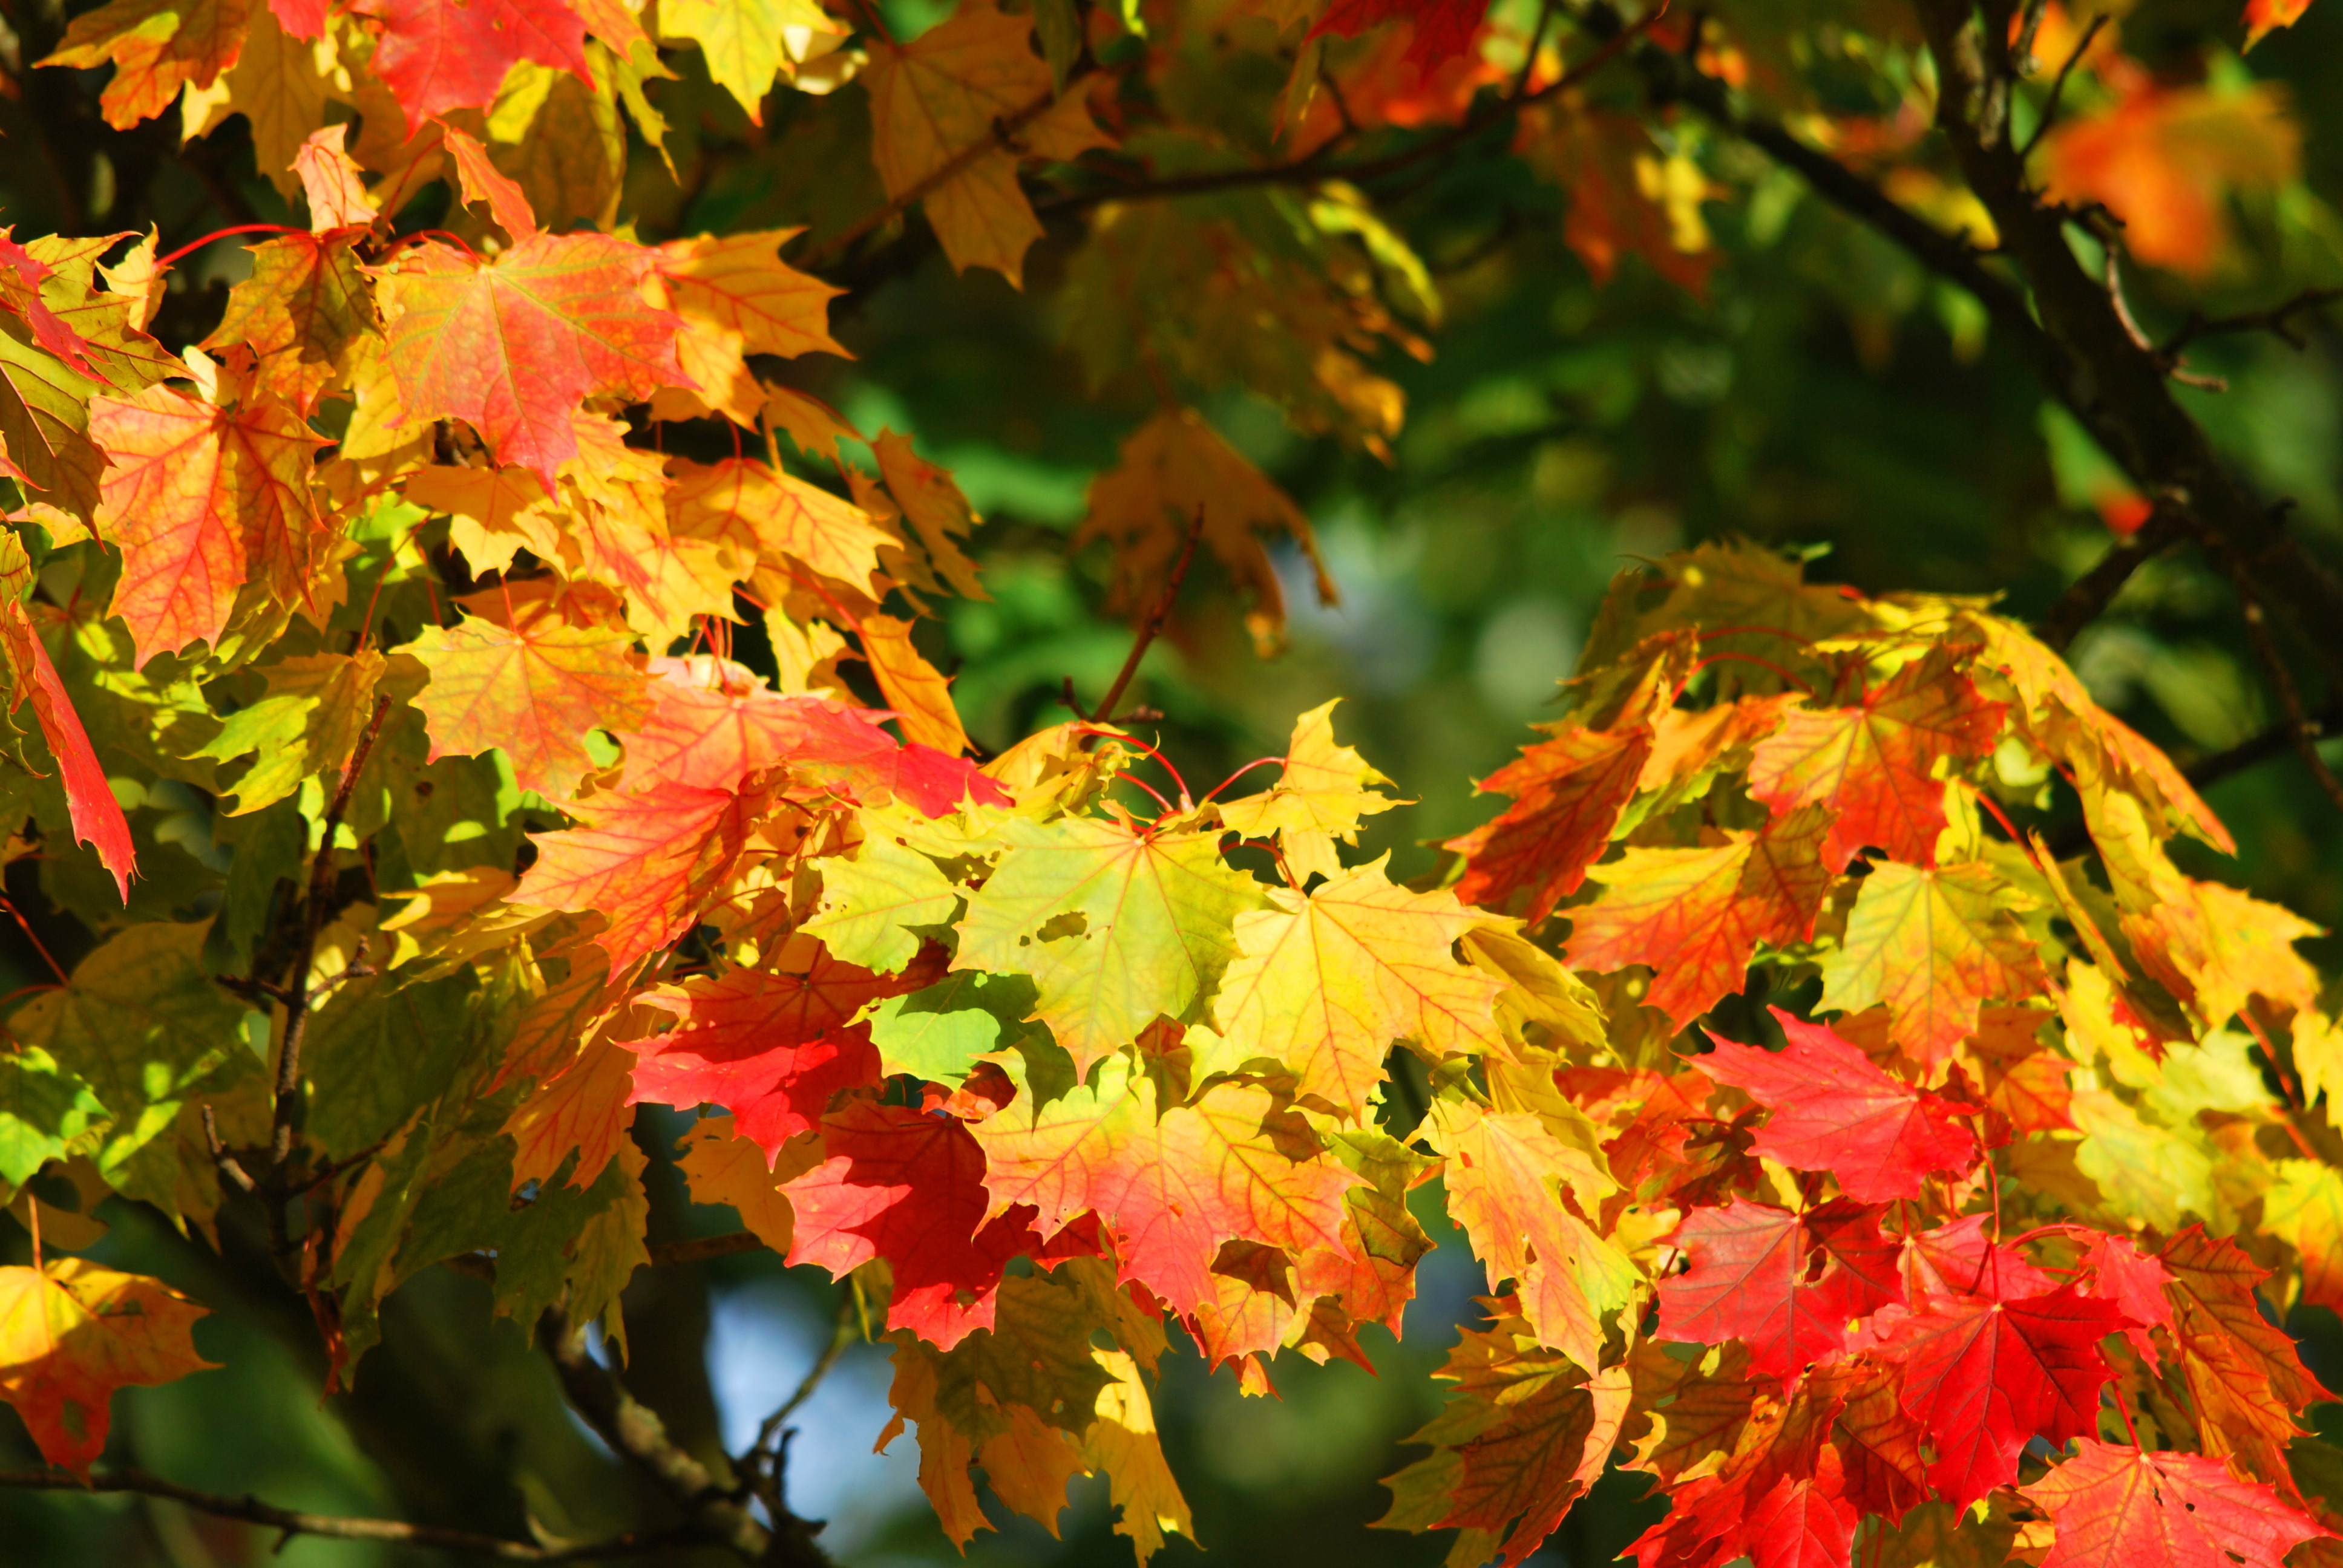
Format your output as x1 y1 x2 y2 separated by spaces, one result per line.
1654 1200 1888 1378
373 233 684 483
1564 805 1835 1031
801 825 960 975
873 431 988 602
194 648 388 814
1428 1101 1639 1372
619 656 1004 813
353 0 589 131
293 125 380 230
954 814 1267 1076
0 537 136 897
860 1 1112 285
38 0 247 131
1204 859 1501 1120
667 456 894 596
402 613 653 802
2158 1227 2333 1489
202 232 374 414
513 779 770 973
1312 0 1490 69
677 1114 822 1249
1378 1309 1631 1568
90 379 329 666
1073 407 1333 658
0 1261 214 1476
1519 106 1717 295
1448 723 1654 923
784 1100 1052 1348
1700 1008 1977 1202
650 230 845 426
2020 1440 2331 1568
658 0 841 119
1745 647 2005 871
1864 1285 2125 1508
865 970 1038 1084
2243 0 2313 46
2042 82 2298 277
626 949 934 1157
1217 699 1399 883
969 1055 1361 1322
1819 860 2048 1068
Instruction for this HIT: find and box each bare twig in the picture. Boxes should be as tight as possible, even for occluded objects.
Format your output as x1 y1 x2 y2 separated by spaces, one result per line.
541 1308 831 1567
2100 245 2224 389
2037 508 2191 651
2016 13 2107 160
1090 509 1206 724
2162 286 2343 359
0 1469 696 1561
2226 570 2343 812
739 1292 862 1520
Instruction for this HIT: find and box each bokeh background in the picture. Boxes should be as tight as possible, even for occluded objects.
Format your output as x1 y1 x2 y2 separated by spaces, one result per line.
5 0 2343 1557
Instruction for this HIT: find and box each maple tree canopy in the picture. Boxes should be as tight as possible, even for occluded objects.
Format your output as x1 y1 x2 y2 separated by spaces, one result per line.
1 0 2341 1563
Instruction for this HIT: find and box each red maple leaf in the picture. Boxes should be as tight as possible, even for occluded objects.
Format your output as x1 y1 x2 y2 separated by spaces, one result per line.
782 1100 1055 1350
0 590 136 900
626 948 942 1157
1656 1200 1895 1377
1311 0 1490 69
1863 1285 2125 1508
2079 1231 2174 1362
1446 723 1652 923
2019 1439 2332 1568
1699 1008 1978 1202
355 0 591 132
1746 647 2005 871
1900 1214 2055 1302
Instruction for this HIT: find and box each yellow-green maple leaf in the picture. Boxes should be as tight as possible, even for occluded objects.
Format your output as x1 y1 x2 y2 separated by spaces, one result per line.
954 814 1263 1073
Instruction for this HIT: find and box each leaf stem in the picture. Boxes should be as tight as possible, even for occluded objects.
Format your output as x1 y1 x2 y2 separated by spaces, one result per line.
1089 509 1205 727
151 223 295 269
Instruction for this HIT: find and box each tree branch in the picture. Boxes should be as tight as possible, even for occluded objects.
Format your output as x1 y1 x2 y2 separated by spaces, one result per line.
0 1469 695 1561
2162 286 2343 358
2037 508 2191 652
1090 509 1205 724
2225 568 2343 811
540 1307 832 1567
647 1230 765 1268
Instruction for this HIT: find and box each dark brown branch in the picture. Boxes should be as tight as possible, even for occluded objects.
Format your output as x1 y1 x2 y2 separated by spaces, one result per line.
647 1231 764 1268
541 1308 831 1567
2226 570 2343 812
1906 0 2343 681
2037 509 2191 652
1090 509 1206 724
2162 286 2343 358
0 1468 695 1561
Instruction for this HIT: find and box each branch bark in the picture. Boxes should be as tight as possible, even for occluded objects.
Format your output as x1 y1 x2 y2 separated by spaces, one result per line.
540 1307 833 1567
2037 509 2191 651
0 1469 694 1561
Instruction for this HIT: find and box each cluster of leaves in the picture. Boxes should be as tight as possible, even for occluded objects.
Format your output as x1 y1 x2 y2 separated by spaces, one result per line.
0 0 2338 1560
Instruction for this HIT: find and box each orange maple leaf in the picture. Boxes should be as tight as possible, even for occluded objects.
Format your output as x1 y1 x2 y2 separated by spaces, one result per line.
0 1261 213 1477
374 233 685 483
404 612 654 802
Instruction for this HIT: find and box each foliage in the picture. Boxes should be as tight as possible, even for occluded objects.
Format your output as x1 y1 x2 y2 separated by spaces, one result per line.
0 0 2339 1563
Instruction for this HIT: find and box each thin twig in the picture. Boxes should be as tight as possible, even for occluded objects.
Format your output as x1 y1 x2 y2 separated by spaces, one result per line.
0 1469 696 1561
2161 286 2343 359
1089 509 1206 725
541 1307 830 1566
2227 569 2343 811
2102 246 2225 389
738 1292 862 1519
269 697 394 1184
2016 13 2107 160
2037 508 2190 651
